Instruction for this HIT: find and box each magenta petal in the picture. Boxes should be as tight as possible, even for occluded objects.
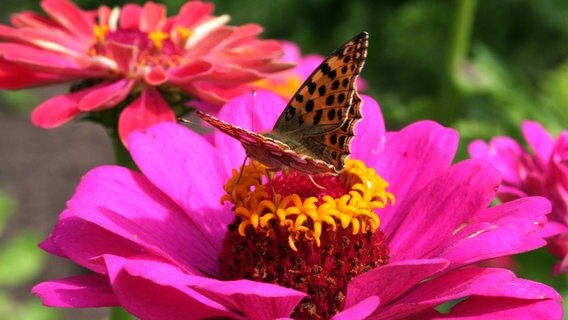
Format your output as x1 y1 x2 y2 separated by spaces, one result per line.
468 137 524 186
345 259 449 308
78 79 133 111
32 273 118 307
439 296 563 319
118 88 176 147
175 1 214 28
104 255 239 320
376 121 459 232
522 120 555 164
376 267 562 319
351 94 385 162
211 90 287 174
191 279 305 320
437 196 549 268
31 89 89 128
388 160 500 261
129 122 233 255
67 165 216 275
332 296 380 320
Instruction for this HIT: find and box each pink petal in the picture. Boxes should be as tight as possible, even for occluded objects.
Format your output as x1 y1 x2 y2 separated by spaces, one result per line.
104 41 137 73
41 212 147 274
168 60 212 82
351 95 385 162
375 267 562 319
31 88 92 128
435 196 549 268
174 1 214 28
104 255 239 320
67 164 216 275
78 79 133 111
0 59 67 88
468 137 524 186
129 122 232 255
388 160 501 261
41 0 93 39
375 121 459 233
106 254 304 320
139 2 166 32
119 4 142 30
144 66 169 85
209 90 287 174
332 296 380 320
522 120 555 163
0 43 83 70
345 259 449 309
32 273 118 307
118 88 176 147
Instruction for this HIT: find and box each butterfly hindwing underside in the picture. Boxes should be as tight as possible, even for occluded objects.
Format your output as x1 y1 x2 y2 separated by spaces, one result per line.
196 32 368 175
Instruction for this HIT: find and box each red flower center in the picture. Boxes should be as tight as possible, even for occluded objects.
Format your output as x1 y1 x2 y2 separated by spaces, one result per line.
218 160 394 319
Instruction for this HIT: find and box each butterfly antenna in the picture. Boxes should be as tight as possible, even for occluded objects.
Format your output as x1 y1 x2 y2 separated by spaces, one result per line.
307 174 326 190
266 169 279 204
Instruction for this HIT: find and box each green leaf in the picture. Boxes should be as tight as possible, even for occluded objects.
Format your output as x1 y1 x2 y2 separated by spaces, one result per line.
0 232 46 287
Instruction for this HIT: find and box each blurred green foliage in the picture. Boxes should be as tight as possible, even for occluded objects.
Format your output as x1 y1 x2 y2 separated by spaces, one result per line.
0 191 59 320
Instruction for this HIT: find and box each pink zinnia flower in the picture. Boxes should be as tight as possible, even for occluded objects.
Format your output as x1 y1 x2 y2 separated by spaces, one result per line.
33 93 562 319
253 41 366 100
0 0 288 145
470 120 568 274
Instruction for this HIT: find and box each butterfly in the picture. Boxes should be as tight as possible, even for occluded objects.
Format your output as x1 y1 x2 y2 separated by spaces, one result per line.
196 32 368 175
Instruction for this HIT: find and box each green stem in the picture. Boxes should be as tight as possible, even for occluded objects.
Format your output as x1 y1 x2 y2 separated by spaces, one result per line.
109 307 135 320
441 0 477 123
109 127 138 170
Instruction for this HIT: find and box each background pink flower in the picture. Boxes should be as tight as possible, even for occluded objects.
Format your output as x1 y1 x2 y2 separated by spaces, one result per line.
33 93 562 319
0 0 289 145
470 120 568 274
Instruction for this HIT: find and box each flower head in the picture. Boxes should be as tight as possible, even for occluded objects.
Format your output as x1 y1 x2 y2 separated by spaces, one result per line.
33 93 562 319
1 0 289 145
470 120 568 274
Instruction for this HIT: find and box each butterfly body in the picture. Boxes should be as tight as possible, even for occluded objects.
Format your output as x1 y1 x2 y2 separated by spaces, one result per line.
196 32 368 175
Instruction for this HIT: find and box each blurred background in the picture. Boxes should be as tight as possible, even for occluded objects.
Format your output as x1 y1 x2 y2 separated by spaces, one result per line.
1 0 568 318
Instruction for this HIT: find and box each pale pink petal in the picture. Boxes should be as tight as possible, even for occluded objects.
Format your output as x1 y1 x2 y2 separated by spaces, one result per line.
78 79 133 111
139 2 166 32
522 120 555 164
129 122 232 255
41 0 93 39
351 95 385 162
375 121 459 232
32 273 118 307
388 160 500 261
118 88 176 147
104 255 240 320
